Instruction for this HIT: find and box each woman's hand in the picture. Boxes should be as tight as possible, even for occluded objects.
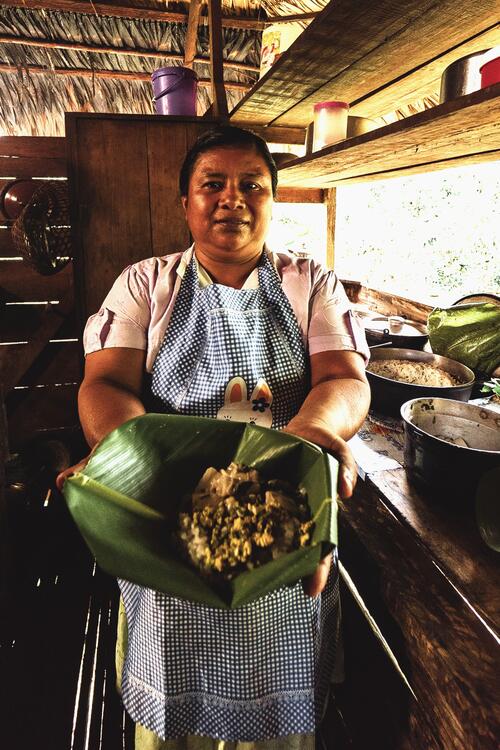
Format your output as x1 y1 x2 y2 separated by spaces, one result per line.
283 416 358 598
55 448 97 492
283 416 357 499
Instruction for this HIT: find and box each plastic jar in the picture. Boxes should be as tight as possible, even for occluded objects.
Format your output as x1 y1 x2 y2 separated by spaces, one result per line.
480 56 500 88
312 101 349 151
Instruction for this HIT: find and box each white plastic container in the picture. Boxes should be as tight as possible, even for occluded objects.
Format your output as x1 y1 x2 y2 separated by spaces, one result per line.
312 101 349 151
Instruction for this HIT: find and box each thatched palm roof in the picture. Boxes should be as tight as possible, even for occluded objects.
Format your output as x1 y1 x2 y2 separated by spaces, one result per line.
0 1 327 136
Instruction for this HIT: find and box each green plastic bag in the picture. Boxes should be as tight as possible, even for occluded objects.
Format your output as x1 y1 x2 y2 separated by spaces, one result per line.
63 414 338 609
428 303 500 375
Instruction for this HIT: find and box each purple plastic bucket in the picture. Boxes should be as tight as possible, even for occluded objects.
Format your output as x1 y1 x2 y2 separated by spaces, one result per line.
151 66 198 116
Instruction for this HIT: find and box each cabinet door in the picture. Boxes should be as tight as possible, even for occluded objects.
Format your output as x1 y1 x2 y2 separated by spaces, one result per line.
66 114 216 322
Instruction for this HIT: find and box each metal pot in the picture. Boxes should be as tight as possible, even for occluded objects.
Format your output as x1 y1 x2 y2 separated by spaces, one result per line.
363 315 428 350
366 347 474 417
439 49 490 102
401 398 500 510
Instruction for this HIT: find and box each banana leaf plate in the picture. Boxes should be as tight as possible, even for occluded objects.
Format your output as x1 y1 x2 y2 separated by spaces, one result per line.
63 414 338 608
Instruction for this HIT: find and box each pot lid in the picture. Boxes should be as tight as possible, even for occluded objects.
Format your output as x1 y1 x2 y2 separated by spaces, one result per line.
364 316 428 338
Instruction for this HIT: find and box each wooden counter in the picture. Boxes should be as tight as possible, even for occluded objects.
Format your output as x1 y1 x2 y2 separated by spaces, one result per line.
336 464 499 749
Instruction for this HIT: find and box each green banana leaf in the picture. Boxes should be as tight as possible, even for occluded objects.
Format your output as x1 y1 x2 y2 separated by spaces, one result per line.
428 303 500 375
63 414 338 609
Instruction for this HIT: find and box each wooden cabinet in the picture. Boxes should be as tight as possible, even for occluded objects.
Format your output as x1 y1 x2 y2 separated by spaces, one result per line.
66 113 218 322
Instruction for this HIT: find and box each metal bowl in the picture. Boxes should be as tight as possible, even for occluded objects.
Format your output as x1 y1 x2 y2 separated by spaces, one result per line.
366 347 475 416
401 398 500 509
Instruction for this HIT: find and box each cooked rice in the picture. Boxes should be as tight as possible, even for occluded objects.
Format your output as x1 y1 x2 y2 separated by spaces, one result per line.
367 359 459 387
177 462 312 580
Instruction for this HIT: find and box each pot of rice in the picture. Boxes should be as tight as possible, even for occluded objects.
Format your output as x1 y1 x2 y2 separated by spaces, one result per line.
366 347 474 416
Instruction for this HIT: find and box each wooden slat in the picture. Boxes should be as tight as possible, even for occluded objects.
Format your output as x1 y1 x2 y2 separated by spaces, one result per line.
0 63 250 93
232 124 306 145
0 33 259 75
325 188 336 269
0 260 73 302
0 285 74 392
0 305 77 342
230 0 499 127
0 157 67 178
354 285 433 324
17 340 81 386
0 227 18 257
277 86 500 188
6 383 79 446
207 0 229 119
0 1 266 30
349 26 500 121
274 187 323 203
183 0 203 69
0 136 65 160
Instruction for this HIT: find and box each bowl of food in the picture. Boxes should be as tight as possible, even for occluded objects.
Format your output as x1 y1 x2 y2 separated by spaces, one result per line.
366 347 474 416
401 398 500 509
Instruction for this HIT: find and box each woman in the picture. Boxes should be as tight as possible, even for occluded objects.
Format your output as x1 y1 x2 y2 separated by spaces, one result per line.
58 126 370 749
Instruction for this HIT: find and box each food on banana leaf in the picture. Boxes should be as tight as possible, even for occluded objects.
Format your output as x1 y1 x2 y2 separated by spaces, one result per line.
177 462 313 580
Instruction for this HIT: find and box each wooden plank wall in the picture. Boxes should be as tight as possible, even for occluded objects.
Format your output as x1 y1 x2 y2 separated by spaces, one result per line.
0 137 79 449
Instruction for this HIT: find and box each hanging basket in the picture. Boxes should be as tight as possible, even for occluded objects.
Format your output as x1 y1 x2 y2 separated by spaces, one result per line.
11 181 72 276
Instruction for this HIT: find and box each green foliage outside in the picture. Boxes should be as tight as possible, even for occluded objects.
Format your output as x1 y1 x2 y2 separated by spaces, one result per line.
268 161 500 307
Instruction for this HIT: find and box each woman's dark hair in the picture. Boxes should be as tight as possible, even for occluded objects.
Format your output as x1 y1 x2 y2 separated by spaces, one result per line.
179 126 278 197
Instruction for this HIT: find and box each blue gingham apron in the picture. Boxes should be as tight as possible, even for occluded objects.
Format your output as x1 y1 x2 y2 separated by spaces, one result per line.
119 251 340 741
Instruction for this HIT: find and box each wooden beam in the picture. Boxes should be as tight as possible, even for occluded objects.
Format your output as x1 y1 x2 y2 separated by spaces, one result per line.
0 63 250 92
0 156 66 178
266 13 318 24
207 0 228 119
324 187 336 269
0 278 74 393
0 33 259 74
184 0 204 69
231 123 306 145
0 136 65 159
275 187 324 203
0 1 265 31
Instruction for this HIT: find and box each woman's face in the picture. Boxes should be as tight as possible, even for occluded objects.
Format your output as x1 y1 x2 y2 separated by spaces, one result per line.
182 146 274 266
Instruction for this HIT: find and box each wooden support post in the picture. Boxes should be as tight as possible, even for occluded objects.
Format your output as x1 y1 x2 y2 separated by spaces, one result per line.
207 0 228 120
325 187 337 269
184 0 203 69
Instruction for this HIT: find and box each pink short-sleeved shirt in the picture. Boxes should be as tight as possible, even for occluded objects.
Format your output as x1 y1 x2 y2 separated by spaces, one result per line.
83 246 369 371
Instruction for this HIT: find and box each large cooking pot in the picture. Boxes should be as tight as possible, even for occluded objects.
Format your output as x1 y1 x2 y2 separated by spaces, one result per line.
366 347 474 416
363 315 428 350
401 398 500 513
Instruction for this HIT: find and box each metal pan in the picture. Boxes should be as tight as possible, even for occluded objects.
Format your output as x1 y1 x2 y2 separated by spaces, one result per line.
366 347 475 417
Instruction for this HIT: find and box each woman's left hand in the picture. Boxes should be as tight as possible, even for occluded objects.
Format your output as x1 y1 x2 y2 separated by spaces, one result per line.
283 416 358 597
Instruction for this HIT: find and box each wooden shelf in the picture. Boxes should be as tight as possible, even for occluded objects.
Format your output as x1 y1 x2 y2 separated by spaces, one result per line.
229 0 500 127
276 84 500 187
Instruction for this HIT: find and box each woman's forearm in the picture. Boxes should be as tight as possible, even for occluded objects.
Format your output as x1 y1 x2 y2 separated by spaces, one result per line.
78 379 146 448
289 377 370 441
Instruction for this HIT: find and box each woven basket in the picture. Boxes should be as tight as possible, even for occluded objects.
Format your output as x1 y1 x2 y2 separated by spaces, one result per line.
11 181 72 275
